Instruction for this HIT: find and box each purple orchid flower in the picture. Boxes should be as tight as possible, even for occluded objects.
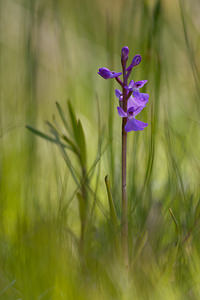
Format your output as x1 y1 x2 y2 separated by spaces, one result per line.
123 80 149 107
117 97 148 132
98 67 122 79
127 80 148 91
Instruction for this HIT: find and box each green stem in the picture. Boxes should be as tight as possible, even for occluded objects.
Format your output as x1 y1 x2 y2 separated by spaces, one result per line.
121 82 129 268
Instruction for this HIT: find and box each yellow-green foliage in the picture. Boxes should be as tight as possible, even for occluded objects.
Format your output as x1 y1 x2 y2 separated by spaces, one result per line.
0 0 200 299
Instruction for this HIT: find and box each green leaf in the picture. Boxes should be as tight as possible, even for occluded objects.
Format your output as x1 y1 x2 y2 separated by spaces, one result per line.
56 102 70 133
67 100 78 142
62 134 80 156
46 121 80 187
77 119 87 167
26 125 57 142
66 101 87 167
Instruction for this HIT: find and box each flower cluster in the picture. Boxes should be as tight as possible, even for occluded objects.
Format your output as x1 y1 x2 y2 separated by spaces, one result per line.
98 47 149 132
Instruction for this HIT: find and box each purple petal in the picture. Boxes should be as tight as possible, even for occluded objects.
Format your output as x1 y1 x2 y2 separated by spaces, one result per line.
115 89 122 99
117 107 127 118
127 96 146 111
127 55 142 71
127 104 145 117
128 80 134 89
124 80 134 92
125 118 148 132
98 67 122 79
124 85 131 92
127 97 146 117
127 97 136 110
133 91 149 105
124 80 135 93
133 80 148 89
110 72 123 78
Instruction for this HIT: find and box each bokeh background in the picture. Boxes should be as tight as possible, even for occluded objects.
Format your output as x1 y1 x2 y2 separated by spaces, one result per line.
0 0 200 299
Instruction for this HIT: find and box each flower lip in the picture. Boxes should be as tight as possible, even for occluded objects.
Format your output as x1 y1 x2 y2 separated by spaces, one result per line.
98 67 122 79
125 118 148 132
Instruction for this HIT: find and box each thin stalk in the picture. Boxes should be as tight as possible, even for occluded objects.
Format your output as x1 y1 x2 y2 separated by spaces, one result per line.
121 71 129 267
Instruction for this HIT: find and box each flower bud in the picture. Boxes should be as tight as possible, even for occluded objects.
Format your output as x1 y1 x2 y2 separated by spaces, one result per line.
127 55 142 72
121 46 129 66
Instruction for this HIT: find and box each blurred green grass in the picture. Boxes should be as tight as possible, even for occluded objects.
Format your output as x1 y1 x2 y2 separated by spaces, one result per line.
0 0 200 298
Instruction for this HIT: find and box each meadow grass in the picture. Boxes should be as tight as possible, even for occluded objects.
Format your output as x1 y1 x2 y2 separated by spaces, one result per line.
0 0 200 299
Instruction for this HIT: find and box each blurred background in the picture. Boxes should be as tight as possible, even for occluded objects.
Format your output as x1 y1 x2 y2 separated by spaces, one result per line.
0 0 200 299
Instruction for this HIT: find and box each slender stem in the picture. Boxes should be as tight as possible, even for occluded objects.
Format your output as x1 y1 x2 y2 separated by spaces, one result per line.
122 118 128 267
121 77 129 267
115 76 123 86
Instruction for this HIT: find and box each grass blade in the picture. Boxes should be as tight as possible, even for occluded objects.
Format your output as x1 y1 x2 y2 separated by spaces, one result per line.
105 175 118 226
26 125 72 150
56 101 70 132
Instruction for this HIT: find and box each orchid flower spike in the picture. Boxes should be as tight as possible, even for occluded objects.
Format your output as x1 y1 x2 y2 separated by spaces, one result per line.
98 46 149 132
